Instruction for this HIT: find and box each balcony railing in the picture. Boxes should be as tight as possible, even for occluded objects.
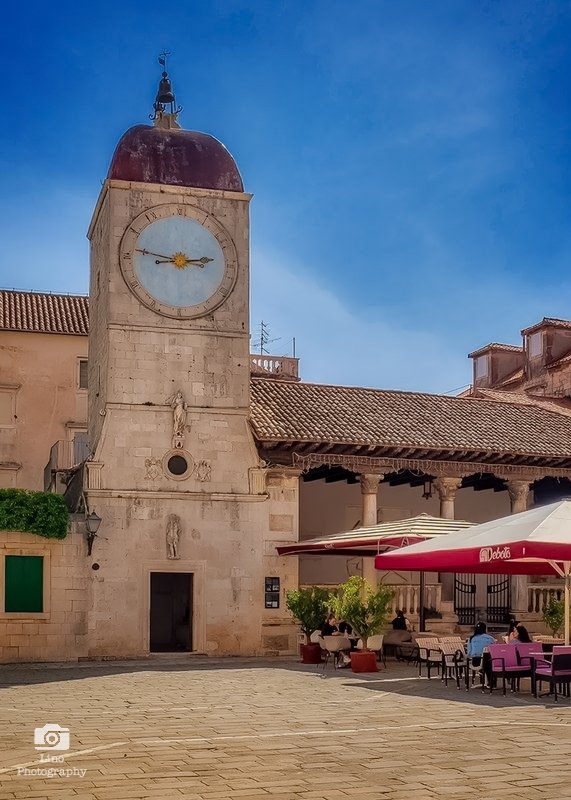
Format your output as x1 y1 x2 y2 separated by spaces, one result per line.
44 438 90 492
527 582 565 614
250 355 299 380
300 582 442 620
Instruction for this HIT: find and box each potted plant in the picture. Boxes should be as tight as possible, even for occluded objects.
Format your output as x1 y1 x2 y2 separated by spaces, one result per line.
330 576 394 673
543 597 565 637
285 586 330 663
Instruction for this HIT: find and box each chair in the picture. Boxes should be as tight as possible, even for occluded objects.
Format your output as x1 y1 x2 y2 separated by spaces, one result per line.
439 642 466 688
356 635 385 666
416 637 441 679
464 655 484 692
487 644 532 695
383 629 413 660
533 646 571 702
309 630 322 644
321 636 351 670
514 642 537 671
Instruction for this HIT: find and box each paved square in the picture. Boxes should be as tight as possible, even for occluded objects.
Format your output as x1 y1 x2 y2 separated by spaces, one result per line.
0 657 569 799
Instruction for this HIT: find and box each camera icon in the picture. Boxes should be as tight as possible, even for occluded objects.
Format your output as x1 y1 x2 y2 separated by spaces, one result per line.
34 724 70 751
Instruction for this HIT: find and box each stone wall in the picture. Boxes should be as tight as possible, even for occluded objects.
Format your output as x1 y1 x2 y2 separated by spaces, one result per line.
0 524 88 663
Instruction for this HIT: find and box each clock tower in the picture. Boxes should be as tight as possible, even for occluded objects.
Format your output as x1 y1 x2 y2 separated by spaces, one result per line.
84 66 291 657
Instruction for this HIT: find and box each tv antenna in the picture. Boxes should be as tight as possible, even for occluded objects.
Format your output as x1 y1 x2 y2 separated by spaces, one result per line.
254 321 281 355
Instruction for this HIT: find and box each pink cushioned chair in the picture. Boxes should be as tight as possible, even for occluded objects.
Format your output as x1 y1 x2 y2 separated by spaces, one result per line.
488 644 532 696
533 646 571 702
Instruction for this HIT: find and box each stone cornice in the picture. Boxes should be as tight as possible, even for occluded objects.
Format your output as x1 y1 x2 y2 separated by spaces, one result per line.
85 489 267 502
292 452 571 480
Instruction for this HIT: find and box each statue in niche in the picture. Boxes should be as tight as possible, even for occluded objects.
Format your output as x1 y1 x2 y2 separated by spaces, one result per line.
167 390 187 449
166 513 181 560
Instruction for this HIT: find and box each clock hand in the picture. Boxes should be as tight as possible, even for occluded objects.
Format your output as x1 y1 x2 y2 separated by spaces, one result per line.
135 248 173 260
153 256 214 267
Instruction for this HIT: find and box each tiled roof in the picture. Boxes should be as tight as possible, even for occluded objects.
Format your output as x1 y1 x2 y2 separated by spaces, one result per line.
473 388 571 417
521 317 571 335
250 378 571 458
468 342 523 358
547 352 571 370
493 367 524 387
0 290 89 335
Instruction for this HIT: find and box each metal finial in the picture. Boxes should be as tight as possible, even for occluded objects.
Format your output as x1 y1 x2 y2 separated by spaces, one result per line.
150 51 182 128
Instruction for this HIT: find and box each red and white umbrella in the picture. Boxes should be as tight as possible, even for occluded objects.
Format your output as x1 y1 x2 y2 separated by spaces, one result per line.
276 513 473 556
375 499 571 643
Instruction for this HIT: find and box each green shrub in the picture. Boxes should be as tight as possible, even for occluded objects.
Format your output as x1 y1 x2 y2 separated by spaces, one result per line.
329 576 394 650
543 597 565 637
286 586 330 643
0 489 69 540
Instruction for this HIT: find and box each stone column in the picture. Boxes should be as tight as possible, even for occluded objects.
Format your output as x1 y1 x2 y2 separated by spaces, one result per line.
506 479 531 615
434 477 462 601
433 477 462 520
359 473 383 590
359 473 383 527
506 480 530 515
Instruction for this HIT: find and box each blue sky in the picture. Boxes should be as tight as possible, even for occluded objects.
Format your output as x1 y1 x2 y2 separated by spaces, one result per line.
2 0 571 392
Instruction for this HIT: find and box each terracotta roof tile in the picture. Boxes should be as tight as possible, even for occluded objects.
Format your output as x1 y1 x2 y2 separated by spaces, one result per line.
521 317 571 335
493 367 525 387
468 342 523 358
473 388 571 416
250 378 571 458
547 351 571 370
0 290 89 335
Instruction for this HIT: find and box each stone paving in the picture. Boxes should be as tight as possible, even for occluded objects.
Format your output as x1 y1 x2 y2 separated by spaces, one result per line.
0 656 569 800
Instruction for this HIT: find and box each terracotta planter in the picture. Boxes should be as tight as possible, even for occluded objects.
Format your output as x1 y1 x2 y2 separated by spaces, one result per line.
350 650 378 673
300 642 322 664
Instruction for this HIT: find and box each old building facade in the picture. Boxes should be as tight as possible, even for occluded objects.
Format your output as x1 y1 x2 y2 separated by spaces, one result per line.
1 73 571 662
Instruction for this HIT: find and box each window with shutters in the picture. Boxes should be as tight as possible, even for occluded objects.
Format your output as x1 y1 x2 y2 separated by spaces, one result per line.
4 555 44 613
0 386 17 427
78 359 88 390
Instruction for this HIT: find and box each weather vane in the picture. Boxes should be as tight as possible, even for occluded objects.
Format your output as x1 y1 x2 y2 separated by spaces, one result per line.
151 51 182 127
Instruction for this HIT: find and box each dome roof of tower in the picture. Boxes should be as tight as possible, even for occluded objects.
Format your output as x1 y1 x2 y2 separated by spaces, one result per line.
107 124 244 192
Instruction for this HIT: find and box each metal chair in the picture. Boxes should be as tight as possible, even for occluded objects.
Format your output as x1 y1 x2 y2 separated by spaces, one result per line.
439 642 466 688
533 646 571 701
488 644 532 695
416 637 441 679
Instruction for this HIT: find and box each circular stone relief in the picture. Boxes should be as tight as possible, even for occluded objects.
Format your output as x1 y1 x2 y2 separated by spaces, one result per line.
163 449 194 481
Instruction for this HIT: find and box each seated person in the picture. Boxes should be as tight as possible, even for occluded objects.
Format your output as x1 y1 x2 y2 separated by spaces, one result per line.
391 610 410 631
506 618 519 642
466 621 495 665
338 620 353 636
321 614 339 637
508 624 532 644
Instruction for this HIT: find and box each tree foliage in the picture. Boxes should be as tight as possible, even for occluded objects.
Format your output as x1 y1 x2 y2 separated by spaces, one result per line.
543 597 565 636
330 576 394 649
0 489 69 540
285 586 330 641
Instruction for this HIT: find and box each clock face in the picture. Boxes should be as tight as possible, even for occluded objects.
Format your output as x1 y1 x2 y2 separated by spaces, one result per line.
119 203 238 318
